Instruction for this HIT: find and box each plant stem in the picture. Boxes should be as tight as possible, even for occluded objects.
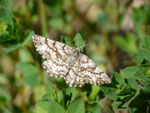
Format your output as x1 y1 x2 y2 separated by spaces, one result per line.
38 0 48 36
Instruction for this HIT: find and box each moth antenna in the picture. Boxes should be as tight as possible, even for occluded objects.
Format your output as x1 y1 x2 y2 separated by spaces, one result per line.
75 27 79 34
75 27 80 48
59 34 63 42
79 41 95 49
78 36 80 48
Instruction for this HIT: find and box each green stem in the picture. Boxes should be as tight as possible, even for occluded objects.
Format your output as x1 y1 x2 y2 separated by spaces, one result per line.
38 0 48 36
147 105 149 113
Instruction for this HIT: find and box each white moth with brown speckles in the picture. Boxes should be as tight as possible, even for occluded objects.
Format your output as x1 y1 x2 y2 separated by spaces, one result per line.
32 35 111 87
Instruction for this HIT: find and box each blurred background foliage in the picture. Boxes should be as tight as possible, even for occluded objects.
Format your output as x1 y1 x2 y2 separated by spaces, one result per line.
0 0 150 113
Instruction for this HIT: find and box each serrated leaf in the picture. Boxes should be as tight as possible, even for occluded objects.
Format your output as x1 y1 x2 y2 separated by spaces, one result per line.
67 98 85 113
73 33 85 51
16 62 41 86
37 99 65 113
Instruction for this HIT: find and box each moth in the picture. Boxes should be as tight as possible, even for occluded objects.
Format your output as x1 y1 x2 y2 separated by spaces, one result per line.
32 35 111 87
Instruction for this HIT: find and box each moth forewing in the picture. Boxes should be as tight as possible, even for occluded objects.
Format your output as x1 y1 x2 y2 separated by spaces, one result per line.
32 35 111 87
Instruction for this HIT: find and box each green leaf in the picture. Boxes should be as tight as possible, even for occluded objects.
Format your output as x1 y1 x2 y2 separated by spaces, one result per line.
43 0 60 6
127 78 138 90
100 84 118 100
134 71 149 82
121 89 139 108
22 31 34 46
89 105 101 113
143 85 150 93
67 98 85 113
73 33 85 51
120 66 139 78
3 31 34 53
16 62 41 86
58 87 78 109
45 83 55 100
0 7 14 25
126 33 138 53
3 44 22 53
136 48 150 63
140 49 150 62
37 99 65 113
65 87 77 103
112 101 125 111
129 107 137 113
144 35 150 49
0 7 23 45
0 87 11 105
113 72 125 85
115 33 137 56
97 11 109 30
0 20 7 34
0 0 13 10
115 35 127 51
62 36 72 47
3 108 12 113
136 49 144 63
117 86 132 98
49 17 64 30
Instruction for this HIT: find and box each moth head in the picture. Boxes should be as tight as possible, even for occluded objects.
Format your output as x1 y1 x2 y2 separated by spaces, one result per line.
73 48 80 57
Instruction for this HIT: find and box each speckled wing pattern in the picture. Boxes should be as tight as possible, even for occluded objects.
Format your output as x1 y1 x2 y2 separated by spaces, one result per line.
32 35 111 87
32 35 73 78
65 55 111 87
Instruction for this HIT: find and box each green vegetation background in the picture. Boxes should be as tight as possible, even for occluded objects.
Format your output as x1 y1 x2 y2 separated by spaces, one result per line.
0 0 150 113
